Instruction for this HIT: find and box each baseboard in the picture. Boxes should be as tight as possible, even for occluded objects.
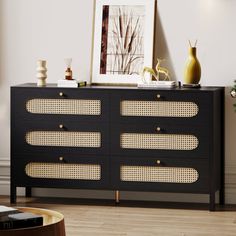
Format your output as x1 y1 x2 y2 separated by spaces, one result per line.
224 161 236 203
0 158 10 197
0 178 10 197
1 160 236 204
0 159 10 197
0 159 25 197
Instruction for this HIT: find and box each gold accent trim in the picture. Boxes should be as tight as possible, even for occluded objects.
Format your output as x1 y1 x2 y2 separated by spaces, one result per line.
115 190 120 203
17 207 64 224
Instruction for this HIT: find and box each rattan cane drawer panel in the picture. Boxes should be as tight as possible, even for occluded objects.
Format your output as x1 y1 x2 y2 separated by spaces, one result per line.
120 166 199 183
25 162 101 180
26 99 101 115
121 101 198 117
26 131 101 148
111 157 210 192
120 133 198 150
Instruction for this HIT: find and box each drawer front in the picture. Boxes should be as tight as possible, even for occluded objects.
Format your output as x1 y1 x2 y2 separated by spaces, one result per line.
111 90 211 126
111 124 209 158
111 157 209 193
11 154 109 188
26 98 101 115
12 121 109 155
11 87 109 123
121 100 198 117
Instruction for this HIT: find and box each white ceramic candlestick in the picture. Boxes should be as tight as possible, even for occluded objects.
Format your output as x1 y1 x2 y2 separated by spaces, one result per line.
36 60 47 86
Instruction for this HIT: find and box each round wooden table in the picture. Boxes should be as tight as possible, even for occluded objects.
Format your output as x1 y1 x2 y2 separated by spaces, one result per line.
0 207 66 236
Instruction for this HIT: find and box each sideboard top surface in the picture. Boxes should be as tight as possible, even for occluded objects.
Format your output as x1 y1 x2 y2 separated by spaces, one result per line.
11 83 224 92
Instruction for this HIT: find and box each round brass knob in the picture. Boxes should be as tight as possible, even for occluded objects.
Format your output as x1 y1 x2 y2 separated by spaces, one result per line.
59 124 64 129
156 127 161 132
59 157 64 161
156 160 161 165
59 92 64 97
156 94 161 99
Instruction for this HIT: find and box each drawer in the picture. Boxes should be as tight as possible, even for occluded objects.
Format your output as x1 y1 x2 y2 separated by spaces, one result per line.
111 157 209 193
111 123 209 158
12 121 109 155
11 87 109 123
11 154 109 189
110 90 211 126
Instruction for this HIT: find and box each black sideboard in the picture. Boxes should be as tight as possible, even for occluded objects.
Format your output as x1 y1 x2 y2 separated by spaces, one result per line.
10 83 225 211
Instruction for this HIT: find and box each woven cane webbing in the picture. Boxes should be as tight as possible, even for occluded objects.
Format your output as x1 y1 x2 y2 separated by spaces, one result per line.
121 101 198 117
120 133 198 150
25 162 101 180
120 166 198 183
26 131 101 147
26 99 101 115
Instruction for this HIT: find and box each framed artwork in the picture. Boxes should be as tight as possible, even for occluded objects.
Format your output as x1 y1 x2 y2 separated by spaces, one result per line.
92 0 155 85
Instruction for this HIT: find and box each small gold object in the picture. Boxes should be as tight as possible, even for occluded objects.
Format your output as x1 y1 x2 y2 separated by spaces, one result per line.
59 157 64 161
59 124 64 129
140 58 171 82
156 94 161 99
59 92 64 97
156 127 161 132
115 190 120 203
155 58 171 81
156 160 161 165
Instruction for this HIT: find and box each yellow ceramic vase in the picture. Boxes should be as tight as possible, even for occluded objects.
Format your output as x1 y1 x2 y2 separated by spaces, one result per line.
184 47 201 84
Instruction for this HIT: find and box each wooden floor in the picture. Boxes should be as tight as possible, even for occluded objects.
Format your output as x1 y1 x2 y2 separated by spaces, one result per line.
1 196 236 236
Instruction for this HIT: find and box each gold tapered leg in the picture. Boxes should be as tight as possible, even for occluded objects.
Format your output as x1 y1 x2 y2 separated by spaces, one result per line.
115 190 120 203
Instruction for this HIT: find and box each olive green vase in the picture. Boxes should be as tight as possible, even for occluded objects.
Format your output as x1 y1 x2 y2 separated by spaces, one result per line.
184 47 201 84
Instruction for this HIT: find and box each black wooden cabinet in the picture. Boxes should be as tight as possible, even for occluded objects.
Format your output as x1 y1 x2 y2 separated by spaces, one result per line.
11 83 224 210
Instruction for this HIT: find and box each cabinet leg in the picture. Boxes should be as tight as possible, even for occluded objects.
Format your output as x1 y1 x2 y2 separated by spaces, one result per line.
25 187 32 198
220 91 225 206
10 185 16 204
219 186 225 205
220 159 225 205
115 190 120 203
209 192 215 211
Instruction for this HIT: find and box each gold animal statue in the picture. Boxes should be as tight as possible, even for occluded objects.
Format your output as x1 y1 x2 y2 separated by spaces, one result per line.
140 67 156 83
140 58 170 83
155 58 170 81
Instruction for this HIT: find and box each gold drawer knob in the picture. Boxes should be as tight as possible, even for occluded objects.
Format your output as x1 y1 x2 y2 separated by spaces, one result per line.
59 157 64 161
156 160 161 165
59 92 64 97
156 127 161 132
59 124 64 129
156 94 161 99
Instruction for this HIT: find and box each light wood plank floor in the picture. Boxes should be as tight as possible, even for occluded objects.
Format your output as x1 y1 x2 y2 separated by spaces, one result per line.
1 196 236 236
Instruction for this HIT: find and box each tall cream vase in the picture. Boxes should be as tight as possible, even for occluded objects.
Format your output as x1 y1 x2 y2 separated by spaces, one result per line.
184 47 201 84
36 60 47 87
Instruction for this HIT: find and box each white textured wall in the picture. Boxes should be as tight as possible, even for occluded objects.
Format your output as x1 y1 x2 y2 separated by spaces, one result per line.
1 0 236 203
